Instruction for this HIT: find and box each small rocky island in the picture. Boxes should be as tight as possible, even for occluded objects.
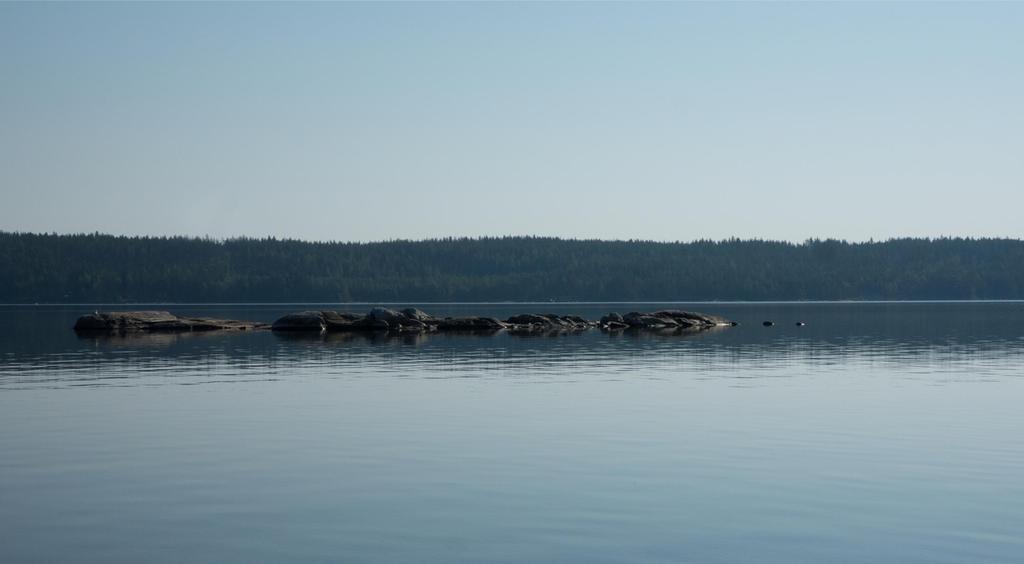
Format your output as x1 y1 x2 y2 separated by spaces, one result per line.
271 308 731 334
73 311 269 333
74 308 732 335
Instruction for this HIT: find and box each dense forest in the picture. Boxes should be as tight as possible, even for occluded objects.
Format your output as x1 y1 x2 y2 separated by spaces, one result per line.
1 232 1023 303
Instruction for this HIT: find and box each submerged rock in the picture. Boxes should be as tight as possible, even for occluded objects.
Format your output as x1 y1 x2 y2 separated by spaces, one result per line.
75 311 268 333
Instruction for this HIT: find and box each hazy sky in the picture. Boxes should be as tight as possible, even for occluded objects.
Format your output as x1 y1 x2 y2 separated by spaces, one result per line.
1 2 1022 242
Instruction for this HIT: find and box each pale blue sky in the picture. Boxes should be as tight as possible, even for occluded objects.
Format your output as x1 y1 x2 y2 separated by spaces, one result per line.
1 2 1022 242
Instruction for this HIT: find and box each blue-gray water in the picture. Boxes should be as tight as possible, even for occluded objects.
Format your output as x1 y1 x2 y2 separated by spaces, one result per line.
2 302 1023 563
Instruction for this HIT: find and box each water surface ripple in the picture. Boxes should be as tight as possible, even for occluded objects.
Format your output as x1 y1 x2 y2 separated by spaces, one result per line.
1 302 1022 563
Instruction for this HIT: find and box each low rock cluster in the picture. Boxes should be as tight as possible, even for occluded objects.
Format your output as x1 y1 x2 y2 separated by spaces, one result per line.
271 307 730 334
272 308 515 333
599 310 731 330
73 311 269 333
72 308 733 335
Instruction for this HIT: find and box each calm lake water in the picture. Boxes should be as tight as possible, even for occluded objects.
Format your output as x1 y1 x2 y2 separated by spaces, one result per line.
1 302 1023 563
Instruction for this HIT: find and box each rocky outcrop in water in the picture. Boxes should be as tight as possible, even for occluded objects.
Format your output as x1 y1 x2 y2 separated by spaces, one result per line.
611 310 730 330
73 311 268 333
74 308 732 336
270 308 731 335
436 316 507 332
506 314 594 334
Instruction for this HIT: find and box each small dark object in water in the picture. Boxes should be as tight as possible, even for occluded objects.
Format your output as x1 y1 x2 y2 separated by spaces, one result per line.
795 322 806 326
762 321 774 326
730 321 740 326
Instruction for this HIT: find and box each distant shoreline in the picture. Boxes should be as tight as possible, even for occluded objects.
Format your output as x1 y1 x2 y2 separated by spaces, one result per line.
5 233 1024 303
6 299 1024 307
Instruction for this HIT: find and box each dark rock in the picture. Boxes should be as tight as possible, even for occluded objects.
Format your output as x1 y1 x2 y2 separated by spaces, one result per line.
74 310 175 331
271 311 326 331
650 313 701 329
322 311 367 331
76 311 268 333
651 310 729 327
397 318 428 331
505 313 591 333
272 309 428 333
436 317 506 331
507 314 555 326
400 308 434 322
369 307 432 330
623 312 679 328
180 318 243 331
265 308 733 336
369 307 405 324
601 312 624 324
599 310 732 331
700 313 733 326
602 321 629 330
507 325 545 335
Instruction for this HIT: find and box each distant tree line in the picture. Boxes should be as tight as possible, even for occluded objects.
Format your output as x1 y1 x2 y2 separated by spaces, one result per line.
1 232 1023 303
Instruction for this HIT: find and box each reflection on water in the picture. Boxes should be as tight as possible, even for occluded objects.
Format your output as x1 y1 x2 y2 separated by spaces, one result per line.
1 303 1023 563
3 302 1022 389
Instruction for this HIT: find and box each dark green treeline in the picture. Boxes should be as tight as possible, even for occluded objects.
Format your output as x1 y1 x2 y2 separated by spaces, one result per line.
2 232 1023 303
